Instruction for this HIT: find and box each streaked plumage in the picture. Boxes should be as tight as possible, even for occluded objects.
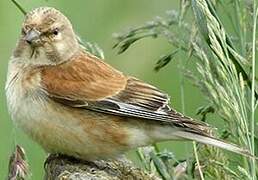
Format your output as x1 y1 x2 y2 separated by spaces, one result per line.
5 7 253 160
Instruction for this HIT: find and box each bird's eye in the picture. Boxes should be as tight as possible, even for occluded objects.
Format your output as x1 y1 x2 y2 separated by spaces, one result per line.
52 28 59 35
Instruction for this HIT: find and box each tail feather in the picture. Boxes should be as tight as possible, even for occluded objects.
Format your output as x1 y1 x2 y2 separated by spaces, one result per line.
175 131 257 159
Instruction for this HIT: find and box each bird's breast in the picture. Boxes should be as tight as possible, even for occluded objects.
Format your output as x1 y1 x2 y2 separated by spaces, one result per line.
5 64 89 155
6 60 42 122
5 60 156 159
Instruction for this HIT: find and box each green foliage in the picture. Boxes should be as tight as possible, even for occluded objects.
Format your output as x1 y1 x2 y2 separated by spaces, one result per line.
154 49 179 72
113 0 258 179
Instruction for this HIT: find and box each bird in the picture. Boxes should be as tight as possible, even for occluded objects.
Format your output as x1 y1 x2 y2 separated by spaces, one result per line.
5 7 252 161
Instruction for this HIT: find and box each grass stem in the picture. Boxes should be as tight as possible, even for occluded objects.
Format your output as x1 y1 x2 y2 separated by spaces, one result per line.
193 142 204 180
251 2 258 179
11 0 26 15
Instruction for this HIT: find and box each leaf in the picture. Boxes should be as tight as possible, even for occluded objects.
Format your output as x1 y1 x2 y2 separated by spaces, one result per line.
196 104 215 122
149 151 172 180
115 37 143 54
114 32 157 54
154 49 179 72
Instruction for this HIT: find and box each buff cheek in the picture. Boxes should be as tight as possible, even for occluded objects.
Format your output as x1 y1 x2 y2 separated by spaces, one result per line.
55 41 66 54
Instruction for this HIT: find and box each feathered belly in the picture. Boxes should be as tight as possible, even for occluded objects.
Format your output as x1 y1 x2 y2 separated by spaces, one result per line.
8 89 151 159
5 70 152 159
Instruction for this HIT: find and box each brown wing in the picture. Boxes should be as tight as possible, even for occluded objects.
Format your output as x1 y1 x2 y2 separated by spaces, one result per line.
40 52 170 111
41 52 127 101
39 52 210 134
111 77 171 111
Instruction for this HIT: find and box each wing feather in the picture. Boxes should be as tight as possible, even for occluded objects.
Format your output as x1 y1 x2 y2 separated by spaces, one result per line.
111 77 170 111
39 52 210 135
41 52 127 101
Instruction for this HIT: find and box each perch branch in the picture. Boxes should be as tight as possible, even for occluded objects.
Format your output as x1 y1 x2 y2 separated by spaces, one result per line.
44 154 160 180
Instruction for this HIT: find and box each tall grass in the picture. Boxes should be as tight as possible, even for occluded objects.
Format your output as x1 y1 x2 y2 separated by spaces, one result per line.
251 0 258 179
114 0 257 179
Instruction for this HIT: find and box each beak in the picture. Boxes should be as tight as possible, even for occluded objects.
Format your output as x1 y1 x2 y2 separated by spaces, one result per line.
24 29 41 45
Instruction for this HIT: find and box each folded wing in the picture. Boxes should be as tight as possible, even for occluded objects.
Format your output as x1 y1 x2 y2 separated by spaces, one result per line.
38 52 254 158
40 52 210 135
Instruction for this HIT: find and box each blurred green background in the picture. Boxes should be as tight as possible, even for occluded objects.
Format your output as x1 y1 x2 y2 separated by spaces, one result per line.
0 0 256 179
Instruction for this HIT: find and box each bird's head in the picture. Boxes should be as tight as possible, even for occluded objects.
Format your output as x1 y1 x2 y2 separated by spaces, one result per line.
14 7 79 65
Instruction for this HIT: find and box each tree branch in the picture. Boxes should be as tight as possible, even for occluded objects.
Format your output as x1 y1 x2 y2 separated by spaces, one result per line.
44 155 160 180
